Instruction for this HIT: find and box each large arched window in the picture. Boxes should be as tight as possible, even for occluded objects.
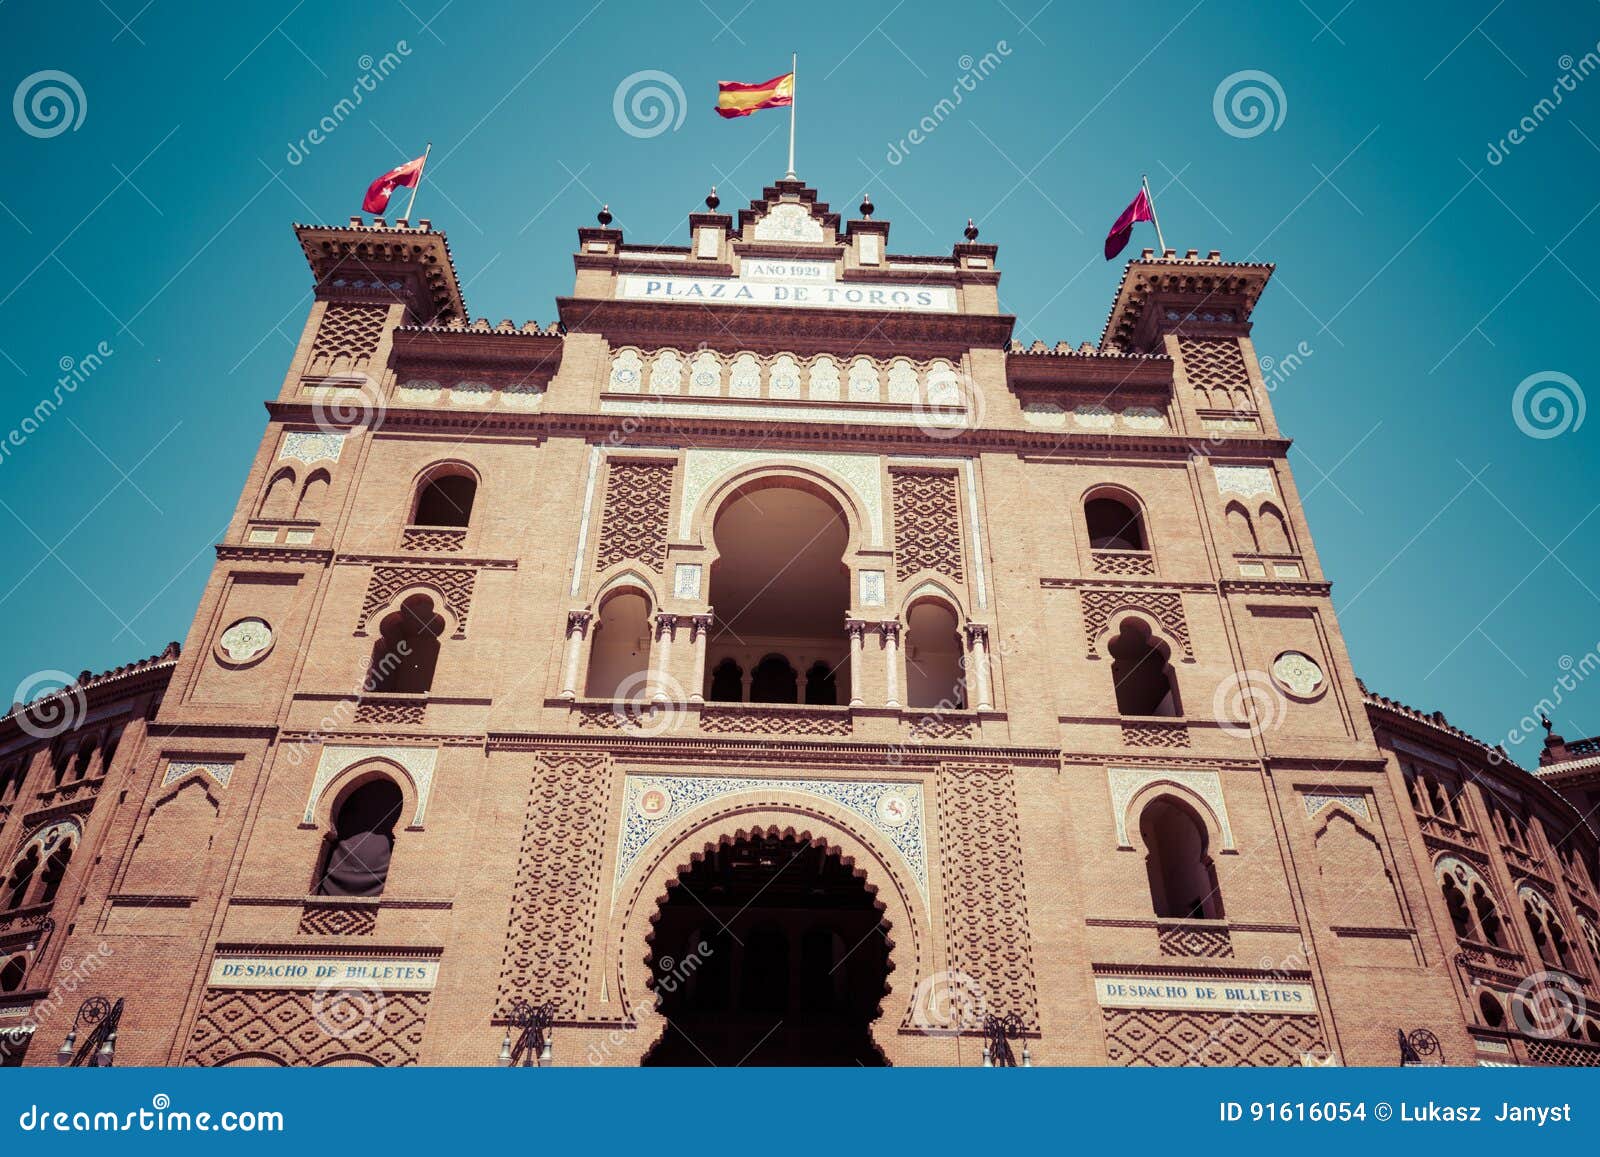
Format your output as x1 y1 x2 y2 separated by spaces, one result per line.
366 594 444 694
412 469 477 528
37 839 74 904
0 956 24 993
3 847 38 910
1437 859 1505 947
1108 619 1180 716
585 590 653 700
1140 796 1223 919
258 467 297 520
803 661 838 707
905 601 966 710
317 778 404 897
1441 875 1473 938
708 657 743 703
750 654 799 704
1085 493 1146 551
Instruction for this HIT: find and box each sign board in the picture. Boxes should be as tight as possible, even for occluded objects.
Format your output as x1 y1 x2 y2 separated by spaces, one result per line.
1094 975 1317 1014
208 955 441 992
616 273 958 314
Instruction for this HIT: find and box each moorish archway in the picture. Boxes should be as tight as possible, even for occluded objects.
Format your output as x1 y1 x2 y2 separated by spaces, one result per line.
640 833 889 1066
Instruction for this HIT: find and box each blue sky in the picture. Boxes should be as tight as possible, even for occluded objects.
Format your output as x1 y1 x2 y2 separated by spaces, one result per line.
0 0 1596 766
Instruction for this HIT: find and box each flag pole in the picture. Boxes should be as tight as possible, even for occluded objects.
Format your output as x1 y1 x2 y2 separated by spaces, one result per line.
785 54 797 179
1141 173 1167 254
403 141 432 222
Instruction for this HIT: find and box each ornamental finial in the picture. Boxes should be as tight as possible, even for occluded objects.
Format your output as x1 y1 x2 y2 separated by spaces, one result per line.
597 204 613 227
964 218 979 241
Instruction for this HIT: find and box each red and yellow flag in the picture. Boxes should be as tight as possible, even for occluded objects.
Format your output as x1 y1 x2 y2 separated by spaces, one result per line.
715 72 794 119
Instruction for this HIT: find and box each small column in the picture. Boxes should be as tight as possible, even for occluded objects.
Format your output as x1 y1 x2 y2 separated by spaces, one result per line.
880 621 903 709
559 610 593 700
650 613 677 702
965 623 994 711
688 613 714 703
845 619 868 707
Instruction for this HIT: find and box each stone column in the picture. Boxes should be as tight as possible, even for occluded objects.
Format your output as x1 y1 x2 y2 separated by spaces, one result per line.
650 613 677 702
880 621 902 709
688 613 714 703
965 622 994 711
559 610 593 700
845 619 868 707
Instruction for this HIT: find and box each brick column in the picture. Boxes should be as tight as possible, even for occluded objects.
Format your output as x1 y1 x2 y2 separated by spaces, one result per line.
559 610 593 700
965 622 993 711
880 621 902 708
650 613 678 702
688 613 714 703
846 619 869 707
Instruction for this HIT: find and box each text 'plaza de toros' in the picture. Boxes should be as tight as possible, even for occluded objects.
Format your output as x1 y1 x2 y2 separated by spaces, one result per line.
2 179 1599 1068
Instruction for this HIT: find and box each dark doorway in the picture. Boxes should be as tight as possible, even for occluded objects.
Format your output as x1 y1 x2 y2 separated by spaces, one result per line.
641 834 889 1066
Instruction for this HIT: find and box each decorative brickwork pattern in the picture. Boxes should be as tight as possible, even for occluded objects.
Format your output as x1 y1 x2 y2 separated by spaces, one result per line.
1179 337 1255 410
908 713 975 741
699 705 852 736
1122 720 1191 748
891 469 965 583
297 904 377 936
594 459 672 573
356 565 476 638
496 752 613 1019
1526 1039 1600 1067
933 764 1039 1029
184 988 429 1067
311 304 387 363
1158 925 1234 958
1081 588 1192 659
1102 1008 1325 1066
1091 550 1156 577
400 527 466 552
353 699 426 726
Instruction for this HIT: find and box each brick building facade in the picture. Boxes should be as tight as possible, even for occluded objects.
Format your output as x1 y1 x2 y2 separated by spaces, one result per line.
2 180 1596 1067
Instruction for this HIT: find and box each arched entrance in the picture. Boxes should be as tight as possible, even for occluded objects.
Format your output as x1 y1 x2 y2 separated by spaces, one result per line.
641 833 889 1066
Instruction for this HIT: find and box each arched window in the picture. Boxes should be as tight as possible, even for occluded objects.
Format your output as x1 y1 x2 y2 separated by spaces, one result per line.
1441 875 1473 938
0 762 21 801
50 744 71 787
366 594 444 694
72 740 96 781
100 729 122 775
708 657 743 703
0 956 24 993
37 839 73 904
295 469 331 521
1258 504 1294 554
317 778 404 897
1140 796 1223 919
1471 885 1504 946
1108 619 1180 717
412 470 476 528
1224 502 1258 553
1085 494 1146 550
585 591 653 700
1478 991 1505 1028
905 601 965 710
258 467 297 520
750 654 799 704
3 847 38 910
803 661 838 707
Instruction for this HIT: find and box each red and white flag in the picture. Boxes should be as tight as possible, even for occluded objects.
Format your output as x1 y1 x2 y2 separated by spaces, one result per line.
363 154 426 214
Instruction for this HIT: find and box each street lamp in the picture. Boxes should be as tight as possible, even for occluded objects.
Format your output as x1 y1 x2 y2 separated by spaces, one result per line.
1398 1028 1443 1066
496 998 557 1067
57 997 122 1067
980 1012 1031 1068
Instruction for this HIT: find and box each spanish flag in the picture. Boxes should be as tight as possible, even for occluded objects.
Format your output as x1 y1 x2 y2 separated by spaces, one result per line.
715 72 794 119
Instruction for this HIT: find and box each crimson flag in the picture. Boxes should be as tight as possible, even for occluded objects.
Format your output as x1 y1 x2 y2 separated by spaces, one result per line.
1104 186 1155 260
363 154 426 214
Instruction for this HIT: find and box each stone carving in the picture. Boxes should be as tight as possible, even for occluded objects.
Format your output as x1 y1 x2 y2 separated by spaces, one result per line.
615 772 927 902
680 448 884 547
217 618 273 664
595 459 673 573
648 349 684 394
1272 651 1325 698
161 761 233 789
1107 767 1235 850
933 764 1039 1028
496 752 613 1018
1073 403 1116 429
673 563 702 599
357 565 477 638
859 570 885 606
311 303 387 362
279 432 344 465
848 357 881 402
891 469 965 583
1080 589 1192 659
689 349 721 396
609 348 643 392
769 354 802 399
304 745 437 828
1101 1009 1325 1067
1303 792 1370 820
1214 466 1275 499
729 352 762 398
752 201 824 242
809 355 841 400
185 988 429 1066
